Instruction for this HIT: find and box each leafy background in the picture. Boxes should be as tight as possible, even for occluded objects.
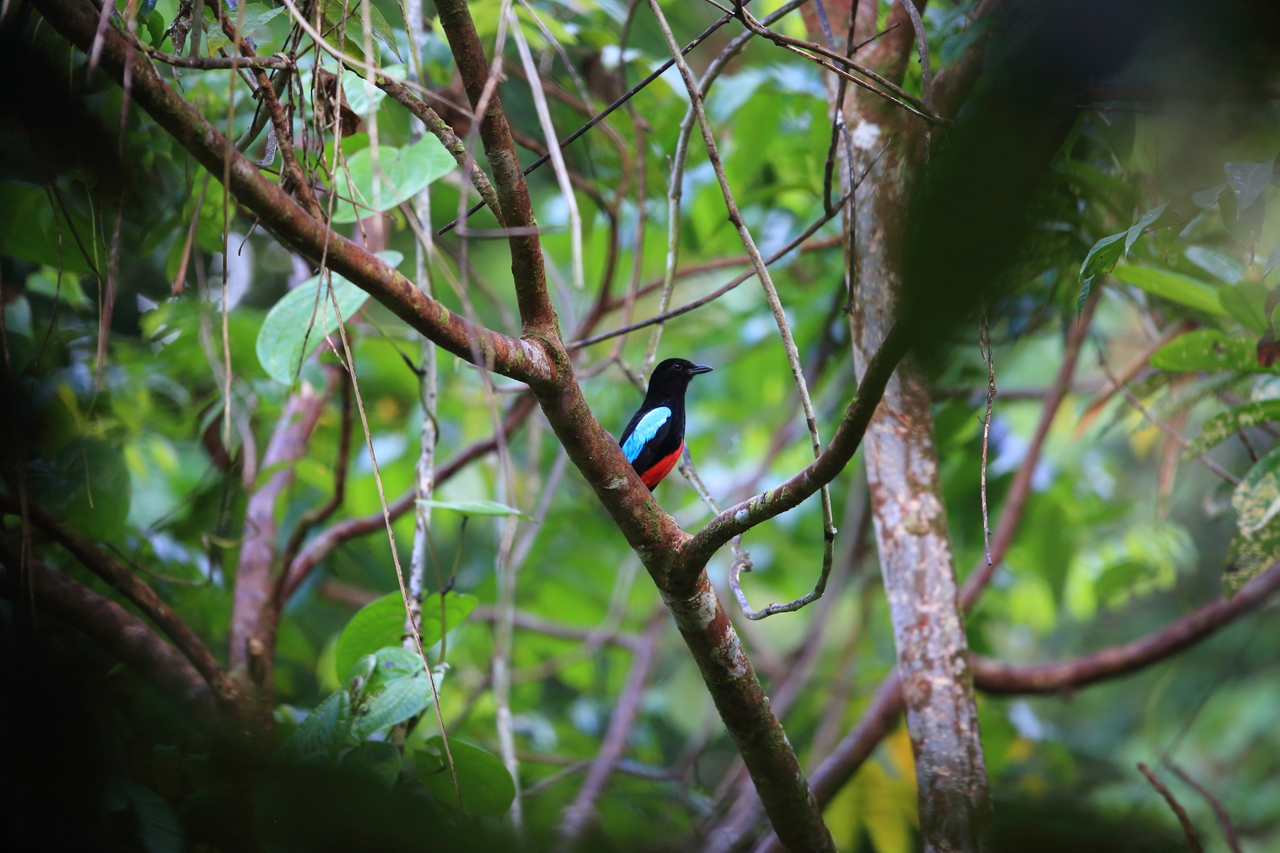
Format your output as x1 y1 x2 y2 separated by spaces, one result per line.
2 0 1279 851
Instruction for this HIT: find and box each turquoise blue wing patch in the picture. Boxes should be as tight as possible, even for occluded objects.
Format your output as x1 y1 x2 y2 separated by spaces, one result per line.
622 406 671 463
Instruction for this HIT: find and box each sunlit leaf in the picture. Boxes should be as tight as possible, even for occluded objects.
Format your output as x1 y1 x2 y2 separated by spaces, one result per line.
413 737 515 817
350 672 439 739
255 250 401 384
1150 330 1262 373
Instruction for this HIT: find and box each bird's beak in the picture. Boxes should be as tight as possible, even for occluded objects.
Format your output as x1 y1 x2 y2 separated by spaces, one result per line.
689 364 714 375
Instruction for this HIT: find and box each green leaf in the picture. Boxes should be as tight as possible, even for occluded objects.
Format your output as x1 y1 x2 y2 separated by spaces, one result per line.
1218 280 1270 334
1111 265 1225 315
319 0 399 64
1079 231 1125 288
255 250 401 384
1227 447 1280 597
350 671 439 739
416 498 531 518
413 737 515 817
274 691 352 762
145 9 167 49
334 591 477 679
27 438 131 540
1185 246 1245 283
1150 330 1261 373
328 139 455 223
1184 401 1280 459
205 4 285 53
1124 203 1166 255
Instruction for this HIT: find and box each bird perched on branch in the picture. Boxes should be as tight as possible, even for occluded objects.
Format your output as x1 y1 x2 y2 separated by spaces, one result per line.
619 358 713 490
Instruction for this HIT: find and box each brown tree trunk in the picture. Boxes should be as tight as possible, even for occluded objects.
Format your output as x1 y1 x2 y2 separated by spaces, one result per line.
829 2 991 850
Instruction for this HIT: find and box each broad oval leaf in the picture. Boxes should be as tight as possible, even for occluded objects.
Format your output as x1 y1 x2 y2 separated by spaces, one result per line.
255 250 402 384
414 737 515 817
329 139 455 223
341 742 403 793
1150 330 1258 373
28 438 131 540
1111 265 1225 315
205 3 284 53
416 498 531 518
1224 157 1274 213
334 591 477 680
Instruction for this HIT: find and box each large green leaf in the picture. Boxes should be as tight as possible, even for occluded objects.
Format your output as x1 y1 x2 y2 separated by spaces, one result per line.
1183 401 1280 459
413 737 515 817
1228 446 1280 597
1150 330 1265 373
255 250 401 384
334 591 477 679
1111 265 1225 315
27 438 131 540
328 138 455 223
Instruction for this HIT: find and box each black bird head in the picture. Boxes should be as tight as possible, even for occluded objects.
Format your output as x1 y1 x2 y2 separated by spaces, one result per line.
647 358 713 396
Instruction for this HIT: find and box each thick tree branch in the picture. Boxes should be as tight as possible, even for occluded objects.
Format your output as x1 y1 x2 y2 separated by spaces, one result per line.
432 0 557 338
0 554 220 731
0 493 237 708
32 0 551 385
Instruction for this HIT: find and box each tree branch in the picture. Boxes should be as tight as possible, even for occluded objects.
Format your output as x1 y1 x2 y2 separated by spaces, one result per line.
970 560 1280 694
0 493 237 709
0 553 221 731
32 0 551 385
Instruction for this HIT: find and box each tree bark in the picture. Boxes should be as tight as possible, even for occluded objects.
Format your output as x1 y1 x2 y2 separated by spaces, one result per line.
832 2 991 850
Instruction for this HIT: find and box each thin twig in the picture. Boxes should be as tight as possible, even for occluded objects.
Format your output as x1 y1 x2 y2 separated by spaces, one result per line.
438 0 798 234
979 309 996 567
1164 761 1243 853
1138 762 1204 853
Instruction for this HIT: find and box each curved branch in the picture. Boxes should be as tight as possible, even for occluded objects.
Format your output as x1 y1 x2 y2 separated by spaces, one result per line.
0 493 237 706
0 554 221 731
971 561 1280 694
679 322 910 584
32 0 551 385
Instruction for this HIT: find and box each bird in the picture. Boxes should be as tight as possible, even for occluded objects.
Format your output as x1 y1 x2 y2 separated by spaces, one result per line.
618 358 713 490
